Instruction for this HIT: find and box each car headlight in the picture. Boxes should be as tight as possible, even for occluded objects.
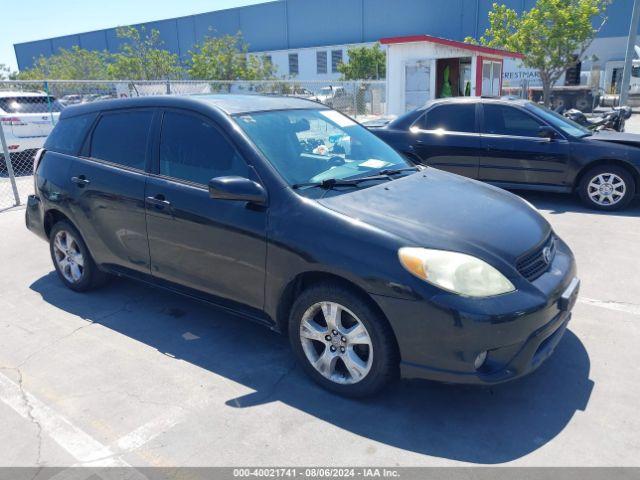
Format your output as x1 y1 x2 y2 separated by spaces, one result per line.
398 247 515 298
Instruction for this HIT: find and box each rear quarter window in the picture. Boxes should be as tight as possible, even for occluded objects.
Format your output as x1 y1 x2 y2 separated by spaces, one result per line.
44 113 97 155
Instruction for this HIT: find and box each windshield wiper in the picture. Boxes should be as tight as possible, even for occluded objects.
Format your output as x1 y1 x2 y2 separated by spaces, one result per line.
292 166 421 190
377 166 421 176
292 175 392 190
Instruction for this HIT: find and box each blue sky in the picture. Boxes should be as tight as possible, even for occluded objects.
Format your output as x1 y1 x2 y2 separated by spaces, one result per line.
2 0 264 71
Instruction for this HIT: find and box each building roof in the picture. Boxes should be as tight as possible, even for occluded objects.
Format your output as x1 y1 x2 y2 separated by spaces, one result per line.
379 34 524 59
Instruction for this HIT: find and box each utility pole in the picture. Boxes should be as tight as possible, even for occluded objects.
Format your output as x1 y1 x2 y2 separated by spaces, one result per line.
620 0 640 106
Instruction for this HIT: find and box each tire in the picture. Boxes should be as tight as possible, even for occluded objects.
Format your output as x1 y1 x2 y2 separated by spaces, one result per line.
288 283 398 397
578 165 635 211
49 220 109 292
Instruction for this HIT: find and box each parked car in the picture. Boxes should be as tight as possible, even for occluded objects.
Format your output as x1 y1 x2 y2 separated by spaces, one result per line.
26 95 579 397
371 97 640 210
288 87 314 99
0 91 62 176
311 86 351 110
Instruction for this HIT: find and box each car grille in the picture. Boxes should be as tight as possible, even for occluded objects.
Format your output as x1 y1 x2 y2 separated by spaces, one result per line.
516 235 556 282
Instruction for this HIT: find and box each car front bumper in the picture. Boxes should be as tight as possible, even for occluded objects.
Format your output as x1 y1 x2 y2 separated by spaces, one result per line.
372 239 579 385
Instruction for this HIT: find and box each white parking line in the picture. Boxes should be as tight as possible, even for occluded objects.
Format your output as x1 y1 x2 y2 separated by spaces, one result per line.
579 297 640 316
0 371 130 467
116 406 186 452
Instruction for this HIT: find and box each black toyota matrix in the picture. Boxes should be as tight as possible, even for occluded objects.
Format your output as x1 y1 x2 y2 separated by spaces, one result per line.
26 95 579 397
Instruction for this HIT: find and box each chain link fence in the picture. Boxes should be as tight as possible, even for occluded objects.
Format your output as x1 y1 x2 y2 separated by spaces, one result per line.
0 79 386 210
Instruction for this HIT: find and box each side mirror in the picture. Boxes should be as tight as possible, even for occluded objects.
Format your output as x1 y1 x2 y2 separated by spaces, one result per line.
208 176 267 206
538 126 557 139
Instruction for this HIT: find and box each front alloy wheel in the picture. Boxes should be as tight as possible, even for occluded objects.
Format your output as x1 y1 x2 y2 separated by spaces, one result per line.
578 165 635 211
300 301 373 384
586 173 626 207
289 284 398 397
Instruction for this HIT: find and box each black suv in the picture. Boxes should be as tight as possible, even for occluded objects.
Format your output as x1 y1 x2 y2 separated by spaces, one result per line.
371 98 640 210
26 95 578 397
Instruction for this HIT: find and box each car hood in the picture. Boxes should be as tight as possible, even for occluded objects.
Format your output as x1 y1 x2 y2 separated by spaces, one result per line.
317 169 551 265
585 131 640 147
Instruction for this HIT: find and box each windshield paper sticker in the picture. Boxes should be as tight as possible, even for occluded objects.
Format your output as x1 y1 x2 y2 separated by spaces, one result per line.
360 159 391 169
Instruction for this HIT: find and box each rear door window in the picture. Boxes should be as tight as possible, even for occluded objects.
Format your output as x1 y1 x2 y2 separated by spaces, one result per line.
159 110 249 185
482 104 543 137
90 110 153 170
419 104 477 133
44 113 97 155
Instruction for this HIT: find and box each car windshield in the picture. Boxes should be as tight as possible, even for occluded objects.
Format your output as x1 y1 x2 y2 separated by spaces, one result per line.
525 102 591 137
235 108 412 187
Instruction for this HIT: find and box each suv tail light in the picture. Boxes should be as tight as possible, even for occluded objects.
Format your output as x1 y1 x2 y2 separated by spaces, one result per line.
0 117 27 126
33 148 45 174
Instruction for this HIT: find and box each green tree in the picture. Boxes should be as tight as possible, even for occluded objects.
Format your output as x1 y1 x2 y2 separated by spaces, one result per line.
337 43 385 80
465 0 609 106
0 64 17 80
16 46 110 80
108 26 184 80
188 31 274 80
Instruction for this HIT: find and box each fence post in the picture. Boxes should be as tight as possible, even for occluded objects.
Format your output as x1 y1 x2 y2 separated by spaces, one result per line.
166 79 171 95
0 122 21 207
353 81 358 118
44 80 56 126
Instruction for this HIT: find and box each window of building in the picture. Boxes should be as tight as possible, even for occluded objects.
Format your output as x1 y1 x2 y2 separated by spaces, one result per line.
482 104 543 137
481 60 502 97
288 53 299 76
159 111 249 185
419 104 476 133
90 110 152 170
316 51 327 74
331 50 343 73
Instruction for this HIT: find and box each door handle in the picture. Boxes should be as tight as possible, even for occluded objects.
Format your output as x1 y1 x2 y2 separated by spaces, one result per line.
71 176 90 187
146 194 171 210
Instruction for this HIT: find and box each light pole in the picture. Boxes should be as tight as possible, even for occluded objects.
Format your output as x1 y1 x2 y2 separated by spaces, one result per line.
619 0 640 106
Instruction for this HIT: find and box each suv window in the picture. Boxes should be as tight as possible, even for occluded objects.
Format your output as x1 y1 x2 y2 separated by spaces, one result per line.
0 96 64 113
419 104 476 133
90 110 153 170
482 104 543 137
44 112 97 155
159 111 249 185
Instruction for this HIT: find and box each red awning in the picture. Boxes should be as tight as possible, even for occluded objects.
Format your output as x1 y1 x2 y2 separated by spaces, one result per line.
379 34 524 59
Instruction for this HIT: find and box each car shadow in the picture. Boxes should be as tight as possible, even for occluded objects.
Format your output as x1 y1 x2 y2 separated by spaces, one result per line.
514 190 640 217
30 272 594 465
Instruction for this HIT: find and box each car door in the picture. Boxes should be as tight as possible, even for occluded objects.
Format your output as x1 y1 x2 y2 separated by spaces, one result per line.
145 108 267 313
479 103 570 186
409 102 480 179
67 108 154 276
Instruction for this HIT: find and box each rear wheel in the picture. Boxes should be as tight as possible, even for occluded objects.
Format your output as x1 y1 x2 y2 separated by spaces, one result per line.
49 221 109 292
578 165 635 211
288 283 398 397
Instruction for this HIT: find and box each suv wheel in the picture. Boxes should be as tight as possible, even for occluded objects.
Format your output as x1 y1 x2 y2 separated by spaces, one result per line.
578 165 635 211
288 283 398 397
49 221 108 292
